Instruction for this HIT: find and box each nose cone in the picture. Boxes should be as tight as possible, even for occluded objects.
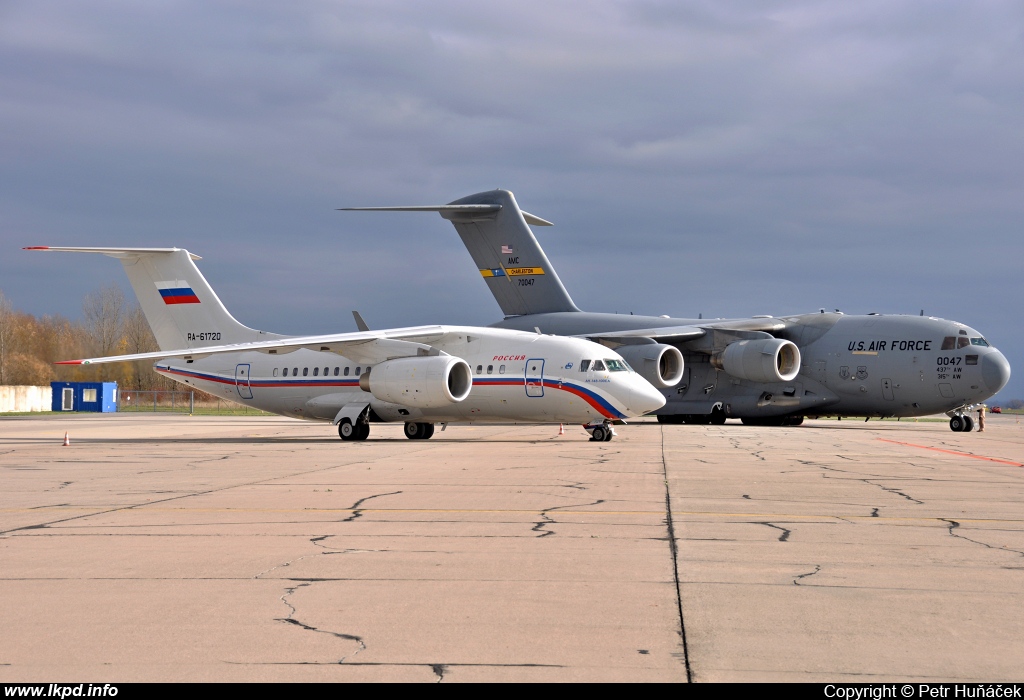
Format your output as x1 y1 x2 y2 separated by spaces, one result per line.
629 378 667 416
982 350 1011 395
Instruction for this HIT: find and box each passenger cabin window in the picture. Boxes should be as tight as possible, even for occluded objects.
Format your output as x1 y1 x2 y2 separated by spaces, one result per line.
273 368 279 377
282 368 288 377
356 367 362 375
303 368 308 376
579 360 591 372
487 365 493 374
344 367 350 376
476 365 482 374
499 365 505 374
941 337 956 350
293 368 298 376
323 367 328 376
333 367 339 376
971 337 989 347
313 367 319 376
591 360 606 371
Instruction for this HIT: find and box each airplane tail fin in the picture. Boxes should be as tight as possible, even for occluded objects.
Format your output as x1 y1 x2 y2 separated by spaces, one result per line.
24 247 278 350
342 189 580 317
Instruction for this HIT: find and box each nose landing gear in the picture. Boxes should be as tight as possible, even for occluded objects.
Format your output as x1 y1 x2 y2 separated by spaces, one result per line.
586 422 616 442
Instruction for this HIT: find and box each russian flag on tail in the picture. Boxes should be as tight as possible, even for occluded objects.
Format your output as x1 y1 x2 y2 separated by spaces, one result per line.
156 280 200 304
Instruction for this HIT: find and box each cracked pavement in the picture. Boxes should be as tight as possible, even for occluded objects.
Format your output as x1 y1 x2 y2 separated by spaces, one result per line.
1 413 1022 681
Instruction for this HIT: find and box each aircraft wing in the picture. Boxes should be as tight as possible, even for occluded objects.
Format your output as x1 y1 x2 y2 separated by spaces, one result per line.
56 326 452 367
580 317 787 346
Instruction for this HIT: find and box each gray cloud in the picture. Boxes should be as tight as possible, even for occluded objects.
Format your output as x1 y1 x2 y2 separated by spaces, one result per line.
1 0 1022 398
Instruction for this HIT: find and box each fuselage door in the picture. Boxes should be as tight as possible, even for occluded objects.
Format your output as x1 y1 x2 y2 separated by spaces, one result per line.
881 378 894 401
525 358 545 397
235 363 253 400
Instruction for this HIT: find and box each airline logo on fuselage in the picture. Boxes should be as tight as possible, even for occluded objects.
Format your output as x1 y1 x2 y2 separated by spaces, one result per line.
156 280 200 304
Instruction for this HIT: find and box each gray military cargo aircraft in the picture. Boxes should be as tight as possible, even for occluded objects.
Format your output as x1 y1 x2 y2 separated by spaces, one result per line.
343 190 1011 432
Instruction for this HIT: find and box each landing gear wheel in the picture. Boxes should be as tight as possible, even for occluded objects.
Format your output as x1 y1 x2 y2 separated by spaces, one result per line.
709 408 726 425
590 426 607 442
603 428 614 441
339 419 357 441
354 422 370 440
949 416 965 432
404 422 435 440
962 415 974 432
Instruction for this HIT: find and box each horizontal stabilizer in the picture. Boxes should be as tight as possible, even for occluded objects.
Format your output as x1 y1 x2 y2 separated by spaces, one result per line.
24 246 202 260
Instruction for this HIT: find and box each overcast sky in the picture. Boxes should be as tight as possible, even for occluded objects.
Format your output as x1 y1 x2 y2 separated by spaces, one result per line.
2 0 1022 400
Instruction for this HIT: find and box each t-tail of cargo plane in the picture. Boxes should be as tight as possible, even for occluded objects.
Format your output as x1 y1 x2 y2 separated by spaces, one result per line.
342 190 579 317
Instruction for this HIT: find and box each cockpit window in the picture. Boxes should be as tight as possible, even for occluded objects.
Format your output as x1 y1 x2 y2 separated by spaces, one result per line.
941 337 956 350
591 360 606 371
605 359 629 372
958 337 970 349
579 360 591 372
970 337 989 347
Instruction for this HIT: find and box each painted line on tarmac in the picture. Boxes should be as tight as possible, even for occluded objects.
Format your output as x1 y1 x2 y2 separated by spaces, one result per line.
877 438 1024 467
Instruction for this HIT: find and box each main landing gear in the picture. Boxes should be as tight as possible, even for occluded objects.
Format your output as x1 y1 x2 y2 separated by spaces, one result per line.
338 417 370 441
404 422 435 440
949 414 974 432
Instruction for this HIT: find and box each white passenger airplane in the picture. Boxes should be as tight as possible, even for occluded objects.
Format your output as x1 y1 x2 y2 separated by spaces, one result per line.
26 247 665 441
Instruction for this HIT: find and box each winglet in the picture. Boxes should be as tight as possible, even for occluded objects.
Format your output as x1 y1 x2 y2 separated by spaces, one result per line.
352 311 370 332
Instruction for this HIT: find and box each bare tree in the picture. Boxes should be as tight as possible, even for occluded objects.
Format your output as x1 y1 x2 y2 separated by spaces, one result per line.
123 304 159 392
0 290 12 384
82 284 126 356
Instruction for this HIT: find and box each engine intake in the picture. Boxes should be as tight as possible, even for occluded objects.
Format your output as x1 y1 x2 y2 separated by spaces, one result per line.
711 338 801 383
360 356 472 408
616 343 685 389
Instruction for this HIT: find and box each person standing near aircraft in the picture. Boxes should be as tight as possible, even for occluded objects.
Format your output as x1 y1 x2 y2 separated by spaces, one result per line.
27 246 665 442
343 190 1011 432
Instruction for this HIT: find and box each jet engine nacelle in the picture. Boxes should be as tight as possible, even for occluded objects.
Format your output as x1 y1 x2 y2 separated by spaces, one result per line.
712 338 801 383
360 355 473 408
615 343 685 389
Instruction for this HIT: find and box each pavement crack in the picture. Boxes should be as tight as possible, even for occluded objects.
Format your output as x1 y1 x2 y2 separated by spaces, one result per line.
660 424 693 683
942 520 1024 557
794 564 821 585
277 582 366 662
341 490 403 523
432 663 446 682
757 522 792 542
531 499 605 538
863 480 923 505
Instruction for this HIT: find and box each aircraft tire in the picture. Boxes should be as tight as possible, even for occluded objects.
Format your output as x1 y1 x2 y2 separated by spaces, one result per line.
590 426 607 442
603 427 614 441
354 423 370 440
949 416 964 432
339 419 357 441
404 422 435 440
657 415 676 425
709 409 726 425
962 416 974 432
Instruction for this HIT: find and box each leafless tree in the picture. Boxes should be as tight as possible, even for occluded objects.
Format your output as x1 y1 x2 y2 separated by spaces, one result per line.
0 290 12 384
82 284 126 356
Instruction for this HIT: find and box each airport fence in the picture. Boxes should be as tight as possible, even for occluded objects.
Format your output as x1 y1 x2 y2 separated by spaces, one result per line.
118 390 270 416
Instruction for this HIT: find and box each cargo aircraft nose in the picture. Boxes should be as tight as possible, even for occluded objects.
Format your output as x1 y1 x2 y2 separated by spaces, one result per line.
982 350 1011 396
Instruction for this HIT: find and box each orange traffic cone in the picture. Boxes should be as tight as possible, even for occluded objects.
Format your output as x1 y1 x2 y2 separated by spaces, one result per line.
62 431 70 446
558 423 565 436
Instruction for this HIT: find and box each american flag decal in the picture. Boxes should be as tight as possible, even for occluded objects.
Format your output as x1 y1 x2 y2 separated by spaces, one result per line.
501 245 513 254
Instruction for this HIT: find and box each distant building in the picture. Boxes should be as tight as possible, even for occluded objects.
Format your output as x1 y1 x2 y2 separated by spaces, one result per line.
50 382 118 413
